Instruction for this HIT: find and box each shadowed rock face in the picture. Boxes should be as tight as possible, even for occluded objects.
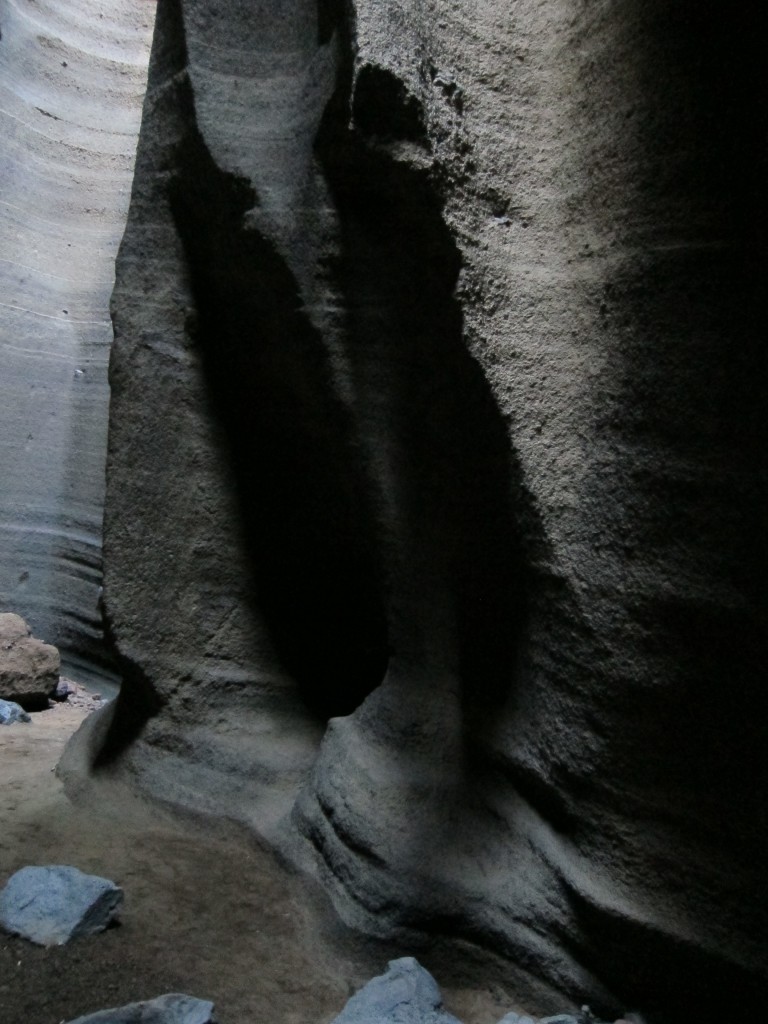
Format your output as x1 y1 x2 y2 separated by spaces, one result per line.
73 0 766 1020
0 0 153 681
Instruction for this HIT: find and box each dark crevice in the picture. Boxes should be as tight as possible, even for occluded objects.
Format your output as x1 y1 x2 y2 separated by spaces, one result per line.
314 9 531 729
91 649 163 769
167 77 389 722
351 64 427 143
563 878 767 1023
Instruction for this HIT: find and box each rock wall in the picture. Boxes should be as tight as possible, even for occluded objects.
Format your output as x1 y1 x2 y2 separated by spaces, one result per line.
79 0 766 1020
0 0 153 680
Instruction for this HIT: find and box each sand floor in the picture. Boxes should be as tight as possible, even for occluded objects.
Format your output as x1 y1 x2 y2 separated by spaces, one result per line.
0 692 531 1024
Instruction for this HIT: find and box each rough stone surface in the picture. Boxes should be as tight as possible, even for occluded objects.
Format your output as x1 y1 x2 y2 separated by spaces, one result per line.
64 993 215 1024
331 958 462 1024
0 865 123 946
65 0 768 1022
0 613 28 644
0 697 31 725
0 612 60 709
0 0 153 683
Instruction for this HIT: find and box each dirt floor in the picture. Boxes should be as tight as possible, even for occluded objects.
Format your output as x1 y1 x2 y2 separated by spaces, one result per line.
0 686 532 1024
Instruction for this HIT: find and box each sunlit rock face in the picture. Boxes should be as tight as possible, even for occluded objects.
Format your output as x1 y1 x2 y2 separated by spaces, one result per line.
0 0 153 680
78 0 766 1020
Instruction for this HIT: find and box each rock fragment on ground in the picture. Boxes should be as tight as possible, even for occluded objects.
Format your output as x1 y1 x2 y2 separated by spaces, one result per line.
0 697 31 725
64 993 216 1024
0 612 60 710
0 865 123 945
330 957 462 1024
54 676 107 712
54 677 77 701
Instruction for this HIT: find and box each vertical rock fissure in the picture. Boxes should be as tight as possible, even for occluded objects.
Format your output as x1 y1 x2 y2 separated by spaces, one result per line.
167 94 390 722
313 6 530 749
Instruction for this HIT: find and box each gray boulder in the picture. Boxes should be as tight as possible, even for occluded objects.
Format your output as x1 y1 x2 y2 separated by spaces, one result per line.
0 613 60 710
64 994 215 1024
0 698 31 725
330 957 462 1024
0 865 123 945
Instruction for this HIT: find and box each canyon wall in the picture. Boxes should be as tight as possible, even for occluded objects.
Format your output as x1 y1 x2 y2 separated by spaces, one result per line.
73 0 766 1020
0 0 152 680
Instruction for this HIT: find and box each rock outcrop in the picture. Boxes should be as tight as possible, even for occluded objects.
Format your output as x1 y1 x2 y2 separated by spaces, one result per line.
0 0 153 682
0 612 60 709
64 1 767 1021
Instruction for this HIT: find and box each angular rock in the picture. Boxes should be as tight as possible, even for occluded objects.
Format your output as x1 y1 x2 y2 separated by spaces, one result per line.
64 993 216 1024
0 613 60 710
0 698 31 725
330 958 462 1024
0 865 123 945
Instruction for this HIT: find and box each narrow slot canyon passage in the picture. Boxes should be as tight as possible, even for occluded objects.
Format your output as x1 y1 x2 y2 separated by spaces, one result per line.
0 0 155 685
1 1 766 1023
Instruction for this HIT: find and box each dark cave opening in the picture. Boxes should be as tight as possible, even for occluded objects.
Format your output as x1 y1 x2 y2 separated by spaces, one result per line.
167 93 390 722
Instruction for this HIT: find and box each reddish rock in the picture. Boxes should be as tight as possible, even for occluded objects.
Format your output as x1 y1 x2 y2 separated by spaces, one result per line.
0 613 60 710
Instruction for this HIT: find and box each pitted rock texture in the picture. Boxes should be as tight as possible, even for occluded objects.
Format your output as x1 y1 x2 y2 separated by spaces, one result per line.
0 0 153 682
74 0 767 1022
0 612 60 709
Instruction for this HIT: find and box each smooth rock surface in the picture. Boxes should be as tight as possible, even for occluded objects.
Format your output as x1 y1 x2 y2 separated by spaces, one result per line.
331 958 461 1024
65 1 768 1022
0 864 123 945
0 697 31 725
0 0 154 682
0 611 60 708
64 993 215 1024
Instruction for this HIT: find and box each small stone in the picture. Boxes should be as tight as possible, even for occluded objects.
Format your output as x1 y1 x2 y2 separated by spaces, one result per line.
0 865 123 946
64 993 216 1024
54 678 76 701
331 957 463 1024
0 698 31 725
497 1014 537 1024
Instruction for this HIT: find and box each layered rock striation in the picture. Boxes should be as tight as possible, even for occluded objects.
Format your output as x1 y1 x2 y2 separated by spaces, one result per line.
0 0 153 680
69 0 767 1021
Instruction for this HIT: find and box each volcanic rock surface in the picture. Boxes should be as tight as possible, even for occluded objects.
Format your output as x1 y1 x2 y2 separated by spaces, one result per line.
0 0 153 681
63 1 766 1022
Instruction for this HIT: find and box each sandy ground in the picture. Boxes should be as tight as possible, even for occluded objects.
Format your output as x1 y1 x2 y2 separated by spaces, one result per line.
0 690 530 1024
